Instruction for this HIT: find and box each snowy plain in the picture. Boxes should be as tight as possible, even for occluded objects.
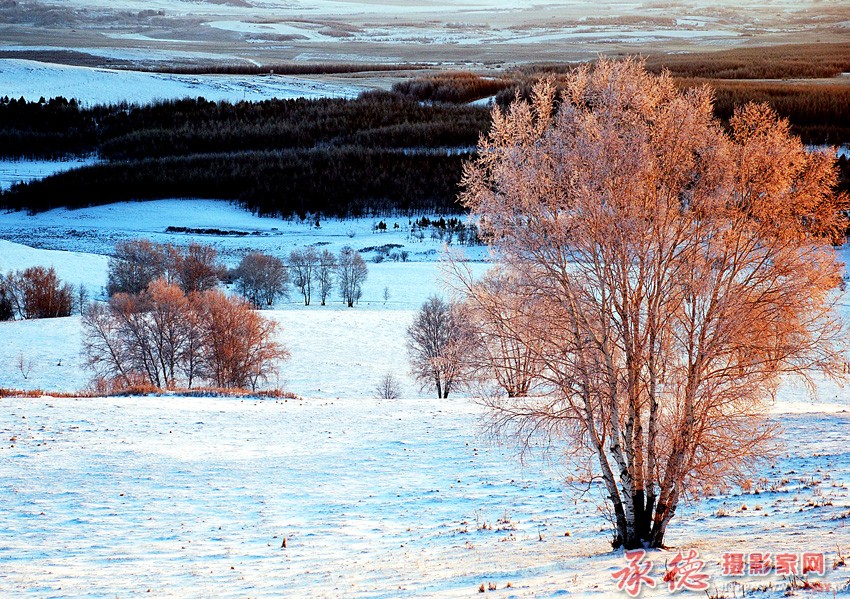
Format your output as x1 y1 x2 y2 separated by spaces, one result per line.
0 199 849 597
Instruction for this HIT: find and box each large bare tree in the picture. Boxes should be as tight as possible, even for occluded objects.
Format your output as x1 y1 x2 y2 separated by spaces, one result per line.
460 59 848 549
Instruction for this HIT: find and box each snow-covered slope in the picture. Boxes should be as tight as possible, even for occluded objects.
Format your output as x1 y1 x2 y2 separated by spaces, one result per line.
0 239 108 294
0 59 362 105
1 200 848 597
0 158 98 191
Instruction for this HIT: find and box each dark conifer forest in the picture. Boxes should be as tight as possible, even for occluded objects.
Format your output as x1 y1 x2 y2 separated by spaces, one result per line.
2 45 848 218
0 93 486 217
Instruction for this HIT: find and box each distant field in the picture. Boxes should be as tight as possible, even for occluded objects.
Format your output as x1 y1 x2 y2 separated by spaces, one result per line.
1 0 848 68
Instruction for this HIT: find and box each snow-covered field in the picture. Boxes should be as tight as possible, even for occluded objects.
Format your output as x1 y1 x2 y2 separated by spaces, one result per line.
0 59 363 105
1 392 849 596
1 199 849 596
0 199 487 264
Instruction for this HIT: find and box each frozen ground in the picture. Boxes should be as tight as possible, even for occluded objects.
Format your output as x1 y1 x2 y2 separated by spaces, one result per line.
1 199 849 596
0 59 364 105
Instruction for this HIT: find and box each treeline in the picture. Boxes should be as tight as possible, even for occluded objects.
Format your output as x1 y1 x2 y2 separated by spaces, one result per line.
642 43 850 80
0 96 97 157
2 48 848 217
386 65 850 146
518 43 850 80
690 79 850 145
0 94 489 160
0 148 468 217
392 72 513 104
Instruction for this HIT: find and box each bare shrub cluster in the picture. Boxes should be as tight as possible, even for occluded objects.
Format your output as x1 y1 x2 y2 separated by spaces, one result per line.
392 71 513 104
0 266 73 320
84 279 288 392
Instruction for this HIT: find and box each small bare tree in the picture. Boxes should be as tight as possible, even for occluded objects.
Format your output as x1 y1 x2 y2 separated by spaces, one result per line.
337 246 368 308
289 247 319 305
317 249 336 306
407 296 476 398
461 59 848 549
374 373 402 399
16 352 34 380
176 242 222 293
233 252 289 309
76 284 89 316
107 239 170 296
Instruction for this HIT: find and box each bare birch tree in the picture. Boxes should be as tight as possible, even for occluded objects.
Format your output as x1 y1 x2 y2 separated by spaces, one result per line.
290 247 319 305
194 289 289 390
234 252 289 309
107 239 170 296
318 249 336 306
337 246 367 308
176 242 222 293
460 59 848 549
407 296 476 398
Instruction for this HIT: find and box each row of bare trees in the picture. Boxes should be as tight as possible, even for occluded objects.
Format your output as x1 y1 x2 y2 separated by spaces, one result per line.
235 246 367 308
84 279 288 392
108 239 223 296
287 247 336 306
108 239 368 309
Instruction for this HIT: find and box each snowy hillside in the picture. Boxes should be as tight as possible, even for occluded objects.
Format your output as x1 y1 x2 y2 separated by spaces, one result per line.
0 59 363 105
0 158 98 191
